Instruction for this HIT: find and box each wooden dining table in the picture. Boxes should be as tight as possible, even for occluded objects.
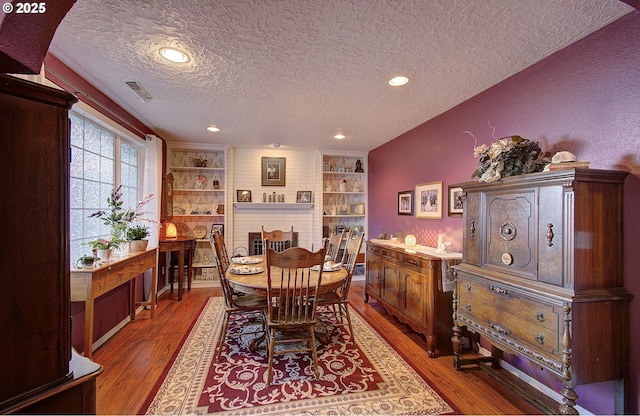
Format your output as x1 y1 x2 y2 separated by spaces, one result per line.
225 255 349 346
225 255 348 296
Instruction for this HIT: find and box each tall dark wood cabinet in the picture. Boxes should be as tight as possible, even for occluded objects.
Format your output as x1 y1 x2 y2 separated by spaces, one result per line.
0 74 101 413
452 169 631 414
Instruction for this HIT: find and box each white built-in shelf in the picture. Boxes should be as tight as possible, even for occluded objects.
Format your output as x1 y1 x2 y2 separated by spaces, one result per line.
234 202 314 210
322 191 366 195
172 214 224 217
323 171 365 175
323 214 365 218
173 188 224 192
169 166 224 171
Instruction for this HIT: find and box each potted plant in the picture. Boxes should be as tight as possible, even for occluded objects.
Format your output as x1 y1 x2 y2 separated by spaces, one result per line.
87 238 123 261
127 224 150 252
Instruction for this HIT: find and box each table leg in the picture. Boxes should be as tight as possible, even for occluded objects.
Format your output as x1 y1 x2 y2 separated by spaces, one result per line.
178 249 185 301
84 299 95 359
130 276 137 320
150 265 157 318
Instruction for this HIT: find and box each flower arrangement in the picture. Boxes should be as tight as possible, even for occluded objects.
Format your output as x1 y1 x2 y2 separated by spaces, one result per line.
471 135 545 182
88 185 154 248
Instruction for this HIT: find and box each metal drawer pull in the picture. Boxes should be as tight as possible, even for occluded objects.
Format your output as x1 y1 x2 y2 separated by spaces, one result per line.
490 323 511 335
490 285 510 296
466 303 472 311
536 311 545 322
470 220 476 237
466 284 471 292
407 258 420 266
535 334 544 344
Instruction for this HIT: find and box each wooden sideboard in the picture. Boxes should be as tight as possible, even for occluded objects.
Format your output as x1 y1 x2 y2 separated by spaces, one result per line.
365 239 461 357
71 249 158 358
452 169 631 414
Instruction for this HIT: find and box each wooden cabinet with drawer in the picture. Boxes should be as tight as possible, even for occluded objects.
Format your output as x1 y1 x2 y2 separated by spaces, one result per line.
452 169 632 414
365 240 455 357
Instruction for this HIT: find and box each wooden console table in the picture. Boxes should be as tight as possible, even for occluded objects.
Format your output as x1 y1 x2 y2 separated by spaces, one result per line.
70 249 158 358
159 237 196 301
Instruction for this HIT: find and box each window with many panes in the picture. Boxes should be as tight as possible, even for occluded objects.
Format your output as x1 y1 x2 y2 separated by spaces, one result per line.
69 111 142 263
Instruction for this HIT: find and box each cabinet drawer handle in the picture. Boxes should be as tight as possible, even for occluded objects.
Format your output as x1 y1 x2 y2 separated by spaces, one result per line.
536 311 545 322
466 303 472 311
535 334 544 345
466 284 471 292
546 223 554 247
490 322 511 335
470 220 476 237
490 285 510 296
407 258 420 266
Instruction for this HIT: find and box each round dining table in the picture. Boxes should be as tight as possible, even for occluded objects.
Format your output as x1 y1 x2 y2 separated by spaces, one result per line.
225 255 348 296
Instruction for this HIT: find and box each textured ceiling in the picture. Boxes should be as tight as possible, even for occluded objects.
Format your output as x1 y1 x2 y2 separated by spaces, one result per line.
48 0 632 152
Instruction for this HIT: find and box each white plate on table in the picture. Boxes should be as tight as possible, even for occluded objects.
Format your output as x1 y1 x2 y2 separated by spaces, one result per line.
228 266 264 275
231 256 262 265
311 262 343 272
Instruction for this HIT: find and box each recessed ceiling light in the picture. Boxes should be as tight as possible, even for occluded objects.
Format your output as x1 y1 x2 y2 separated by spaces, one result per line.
334 133 346 140
206 126 221 132
160 47 190 63
388 76 409 86
272 142 281 148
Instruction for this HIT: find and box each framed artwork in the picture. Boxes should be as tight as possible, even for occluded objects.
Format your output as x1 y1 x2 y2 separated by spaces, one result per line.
262 157 286 186
296 191 312 203
210 223 224 237
348 202 365 215
236 189 252 202
448 185 464 216
415 181 443 219
397 190 414 215
323 162 331 172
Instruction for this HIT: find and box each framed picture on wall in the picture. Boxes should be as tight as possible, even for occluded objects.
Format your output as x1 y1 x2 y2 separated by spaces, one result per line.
448 185 463 217
296 191 312 203
397 190 414 215
236 189 252 202
415 181 443 219
262 157 286 186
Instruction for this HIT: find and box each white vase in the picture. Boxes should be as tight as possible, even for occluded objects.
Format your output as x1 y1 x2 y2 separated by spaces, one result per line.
96 249 112 261
339 182 347 192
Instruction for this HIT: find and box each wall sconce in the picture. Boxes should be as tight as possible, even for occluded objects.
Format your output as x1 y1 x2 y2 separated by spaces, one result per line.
165 222 177 239
405 234 417 247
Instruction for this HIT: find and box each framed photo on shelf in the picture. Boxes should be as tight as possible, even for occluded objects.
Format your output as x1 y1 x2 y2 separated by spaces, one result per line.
348 202 365 215
323 162 331 172
262 157 286 186
397 190 414 215
415 181 443 219
236 189 252 202
448 185 464 217
210 223 224 236
296 191 312 203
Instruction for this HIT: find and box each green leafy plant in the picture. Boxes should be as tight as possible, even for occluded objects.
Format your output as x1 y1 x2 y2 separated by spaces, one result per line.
471 135 545 182
126 224 150 241
87 238 122 250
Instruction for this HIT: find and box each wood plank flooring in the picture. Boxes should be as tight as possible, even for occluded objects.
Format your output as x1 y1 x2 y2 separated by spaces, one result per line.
91 281 542 415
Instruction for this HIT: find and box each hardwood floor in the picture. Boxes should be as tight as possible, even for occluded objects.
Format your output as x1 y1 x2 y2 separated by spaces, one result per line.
92 281 542 415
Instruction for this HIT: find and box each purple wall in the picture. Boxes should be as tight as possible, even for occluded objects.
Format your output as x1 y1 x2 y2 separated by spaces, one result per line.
368 12 640 414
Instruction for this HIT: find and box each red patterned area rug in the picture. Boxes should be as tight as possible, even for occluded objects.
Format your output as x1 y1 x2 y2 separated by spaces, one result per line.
142 297 455 415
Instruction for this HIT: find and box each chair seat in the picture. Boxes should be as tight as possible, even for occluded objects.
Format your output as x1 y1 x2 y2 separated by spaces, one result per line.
316 291 343 303
232 294 267 309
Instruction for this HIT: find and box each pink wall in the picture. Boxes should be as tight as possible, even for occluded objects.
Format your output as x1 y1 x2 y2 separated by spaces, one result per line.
368 11 640 414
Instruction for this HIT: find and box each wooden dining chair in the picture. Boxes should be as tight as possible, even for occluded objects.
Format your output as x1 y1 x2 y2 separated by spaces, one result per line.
316 231 365 341
264 243 326 385
261 225 294 253
211 229 267 361
325 228 345 262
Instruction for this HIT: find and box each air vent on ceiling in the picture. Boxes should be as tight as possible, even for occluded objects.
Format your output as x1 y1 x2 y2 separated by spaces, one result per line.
125 81 153 102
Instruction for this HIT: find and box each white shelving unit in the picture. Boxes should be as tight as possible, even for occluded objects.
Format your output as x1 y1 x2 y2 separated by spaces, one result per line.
167 144 228 286
321 154 367 237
